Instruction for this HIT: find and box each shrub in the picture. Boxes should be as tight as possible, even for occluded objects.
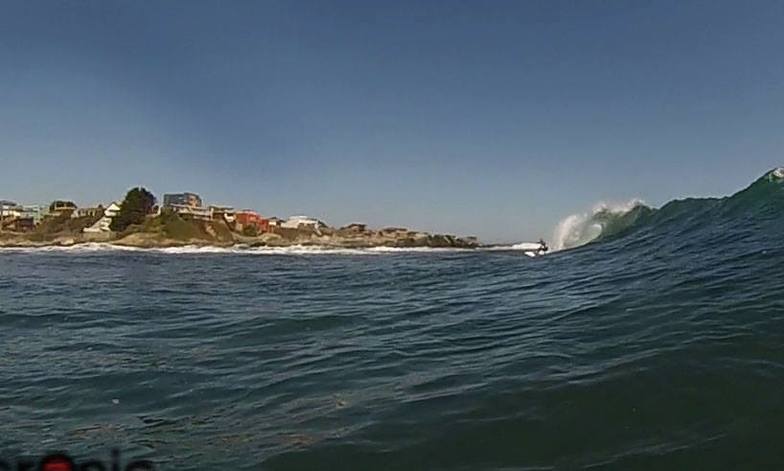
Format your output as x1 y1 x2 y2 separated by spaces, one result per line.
111 187 156 232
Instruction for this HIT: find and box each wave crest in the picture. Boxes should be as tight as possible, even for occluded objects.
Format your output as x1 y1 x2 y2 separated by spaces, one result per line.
552 200 647 251
551 167 784 252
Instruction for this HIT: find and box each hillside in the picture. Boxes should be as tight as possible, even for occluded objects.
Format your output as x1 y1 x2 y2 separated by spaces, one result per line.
1 210 479 249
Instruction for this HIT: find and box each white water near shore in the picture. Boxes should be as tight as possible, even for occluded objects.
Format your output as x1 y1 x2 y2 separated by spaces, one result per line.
0 243 474 255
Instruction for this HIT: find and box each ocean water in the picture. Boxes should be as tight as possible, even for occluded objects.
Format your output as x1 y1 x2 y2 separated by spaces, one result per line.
1 170 784 470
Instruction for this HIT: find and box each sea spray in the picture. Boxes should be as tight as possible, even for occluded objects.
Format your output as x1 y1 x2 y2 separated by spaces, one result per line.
551 199 646 251
549 167 784 252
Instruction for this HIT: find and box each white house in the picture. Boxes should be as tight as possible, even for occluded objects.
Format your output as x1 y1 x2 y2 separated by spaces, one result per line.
72 206 106 219
83 202 121 233
281 215 325 230
168 203 212 220
20 205 45 224
0 201 22 219
210 205 236 223
105 202 121 217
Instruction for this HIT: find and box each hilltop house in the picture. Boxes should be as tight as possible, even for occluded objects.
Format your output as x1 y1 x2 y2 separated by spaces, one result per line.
341 223 368 233
20 205 45 224
83 202 121 233
235 210 269 233
0 202 45 230
210 206 236 223
0 200 21 219
48 200 77 217
73 206 104 219
163 192 211 220
167 204 211 220
281 215 325 230
163 192 203 208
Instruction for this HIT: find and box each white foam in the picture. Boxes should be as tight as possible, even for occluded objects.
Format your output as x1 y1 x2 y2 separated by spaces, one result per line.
481 245 517 251
510 242 544 251
364 246 462 253
0 243 145 253
552 199 644 251
479 243 543 254
0 243 467 256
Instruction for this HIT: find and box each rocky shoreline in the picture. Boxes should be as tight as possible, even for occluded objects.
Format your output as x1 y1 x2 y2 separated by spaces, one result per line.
0 224 480 250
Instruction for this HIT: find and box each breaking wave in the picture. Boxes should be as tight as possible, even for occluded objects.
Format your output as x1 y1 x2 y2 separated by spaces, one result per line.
551 167 784 251
551 200 649 251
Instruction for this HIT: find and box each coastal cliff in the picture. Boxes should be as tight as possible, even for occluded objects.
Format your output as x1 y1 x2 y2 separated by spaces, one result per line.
0 212 479 249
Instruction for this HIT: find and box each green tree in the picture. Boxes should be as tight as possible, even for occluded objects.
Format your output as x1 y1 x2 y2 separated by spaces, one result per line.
110 187 156 232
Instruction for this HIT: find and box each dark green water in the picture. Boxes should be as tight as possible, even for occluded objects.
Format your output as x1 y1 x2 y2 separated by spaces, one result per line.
1 170 783 470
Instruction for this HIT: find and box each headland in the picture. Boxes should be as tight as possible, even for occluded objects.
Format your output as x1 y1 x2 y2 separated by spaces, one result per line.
0 198 479 250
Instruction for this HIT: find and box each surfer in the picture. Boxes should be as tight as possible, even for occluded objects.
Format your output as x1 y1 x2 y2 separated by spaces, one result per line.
514 239 550 257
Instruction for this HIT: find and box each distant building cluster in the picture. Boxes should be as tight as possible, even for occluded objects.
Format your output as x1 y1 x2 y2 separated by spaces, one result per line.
0 198 119 233
0 190 329 236
160 191 326 234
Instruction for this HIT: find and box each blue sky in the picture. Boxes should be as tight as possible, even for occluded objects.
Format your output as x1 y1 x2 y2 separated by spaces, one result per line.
1 0 782 242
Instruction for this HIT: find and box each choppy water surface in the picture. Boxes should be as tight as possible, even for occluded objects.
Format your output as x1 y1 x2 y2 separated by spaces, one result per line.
2 171 784 470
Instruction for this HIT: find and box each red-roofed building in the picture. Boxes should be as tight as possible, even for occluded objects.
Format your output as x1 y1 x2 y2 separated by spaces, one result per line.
235 210 269 233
